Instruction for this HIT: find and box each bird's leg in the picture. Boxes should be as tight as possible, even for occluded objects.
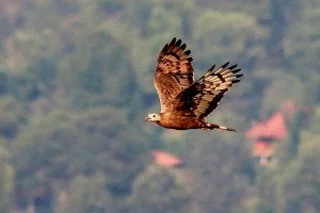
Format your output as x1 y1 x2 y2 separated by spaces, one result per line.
204 123 237 132
201 128 211 131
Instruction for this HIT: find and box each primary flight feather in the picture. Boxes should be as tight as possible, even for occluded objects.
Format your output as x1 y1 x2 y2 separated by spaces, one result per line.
145 38 243 132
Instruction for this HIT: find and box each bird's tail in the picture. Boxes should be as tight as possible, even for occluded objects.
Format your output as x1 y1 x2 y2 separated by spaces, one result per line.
204 123 237 132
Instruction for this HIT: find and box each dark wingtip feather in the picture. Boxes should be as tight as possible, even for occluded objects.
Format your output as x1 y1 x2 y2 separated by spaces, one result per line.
232 68 241 74
235 74 243 78
170 37 177 45
176 39 182 47
221 62 230 68
208 64 216 71
229 64 237 70
187 57 193 62
161 44 168 52
180 43 187 50
185 49 191 55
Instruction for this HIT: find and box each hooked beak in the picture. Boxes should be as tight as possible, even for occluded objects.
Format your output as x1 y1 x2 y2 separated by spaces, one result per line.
144 116 149 122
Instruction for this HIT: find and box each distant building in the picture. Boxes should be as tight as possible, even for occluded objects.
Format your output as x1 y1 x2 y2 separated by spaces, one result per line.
151 150 184 168
252 140 274 165
246 112 288 165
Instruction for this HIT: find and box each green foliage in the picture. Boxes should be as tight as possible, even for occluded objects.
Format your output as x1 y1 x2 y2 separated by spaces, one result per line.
0 96 25 138
181 129 253 213
12 110 76 189
12 108 149 196
58 29 137 109
260 71 306 115
286 0 320 71
193 10 267 67
57 173 109 213
128 165 193 213
0 139 14 212
254 106 320 213
280 143 320 213
8 58 57 102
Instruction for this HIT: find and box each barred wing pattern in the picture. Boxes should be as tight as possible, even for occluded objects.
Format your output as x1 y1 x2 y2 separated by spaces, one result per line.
175 62 242 118
154 38 194 112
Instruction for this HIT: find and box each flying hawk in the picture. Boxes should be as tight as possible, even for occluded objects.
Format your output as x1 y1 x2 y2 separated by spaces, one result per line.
145 38 243 132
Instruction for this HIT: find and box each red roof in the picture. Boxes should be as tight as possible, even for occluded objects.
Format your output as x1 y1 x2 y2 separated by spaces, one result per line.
246 112 288 140
151 150 184 168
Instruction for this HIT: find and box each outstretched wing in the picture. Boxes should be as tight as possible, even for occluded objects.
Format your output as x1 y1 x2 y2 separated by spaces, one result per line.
174 62 243 118
154 38 194 112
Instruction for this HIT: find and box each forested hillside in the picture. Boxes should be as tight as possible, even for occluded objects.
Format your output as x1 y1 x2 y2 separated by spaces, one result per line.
0 0 319 213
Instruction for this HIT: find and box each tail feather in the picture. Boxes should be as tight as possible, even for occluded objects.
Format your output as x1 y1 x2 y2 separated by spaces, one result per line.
204 123 237 132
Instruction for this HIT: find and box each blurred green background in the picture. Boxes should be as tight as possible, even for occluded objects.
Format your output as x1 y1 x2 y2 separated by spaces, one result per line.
0 0 319 212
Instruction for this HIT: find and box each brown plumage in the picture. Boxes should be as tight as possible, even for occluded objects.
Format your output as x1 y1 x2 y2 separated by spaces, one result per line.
145 38 243 132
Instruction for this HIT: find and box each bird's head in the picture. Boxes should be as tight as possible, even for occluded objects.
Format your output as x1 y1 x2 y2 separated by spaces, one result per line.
145 113 160 123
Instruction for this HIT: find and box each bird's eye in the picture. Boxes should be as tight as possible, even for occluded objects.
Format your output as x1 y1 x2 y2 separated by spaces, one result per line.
153 115 156 118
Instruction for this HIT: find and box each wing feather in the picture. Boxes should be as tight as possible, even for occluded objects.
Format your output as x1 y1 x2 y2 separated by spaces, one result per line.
154 38 194 112
174 62 243 118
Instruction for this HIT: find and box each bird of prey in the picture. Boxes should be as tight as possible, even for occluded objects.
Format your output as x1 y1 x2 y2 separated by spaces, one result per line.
145 38 243 132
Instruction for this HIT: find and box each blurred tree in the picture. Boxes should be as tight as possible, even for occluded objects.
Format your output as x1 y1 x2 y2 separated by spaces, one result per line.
192 9 267 70
57 173 111 213
260 71 306 116
181 115 253 213
0 96 25 138
265 0 300 68
0 0 28 38
254 106 320 213
8 58 57 102
127 165 195 213
285 0 320 71
58 29 137 110
280 140 320 213
0 139 14 213
12 107 149 197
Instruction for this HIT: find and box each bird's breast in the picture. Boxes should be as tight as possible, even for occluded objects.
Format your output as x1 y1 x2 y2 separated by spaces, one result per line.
159 113 203 130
